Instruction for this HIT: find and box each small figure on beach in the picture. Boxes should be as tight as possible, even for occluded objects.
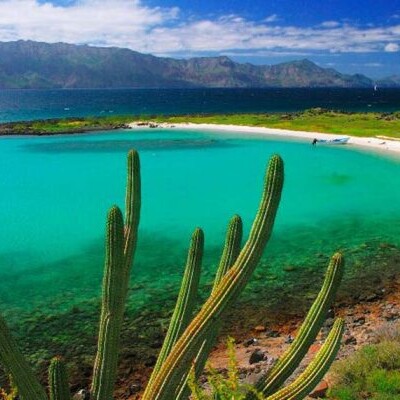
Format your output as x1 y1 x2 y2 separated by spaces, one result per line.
312 138 318 146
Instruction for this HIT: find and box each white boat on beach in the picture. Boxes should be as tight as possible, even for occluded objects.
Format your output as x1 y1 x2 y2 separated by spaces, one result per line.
316 137 350 145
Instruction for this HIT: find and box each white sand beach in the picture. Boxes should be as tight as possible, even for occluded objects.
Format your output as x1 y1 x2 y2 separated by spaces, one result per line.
128 121 400 155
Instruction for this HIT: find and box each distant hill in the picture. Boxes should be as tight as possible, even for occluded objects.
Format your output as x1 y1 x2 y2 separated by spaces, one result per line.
0 40 397 89
376 75 400 88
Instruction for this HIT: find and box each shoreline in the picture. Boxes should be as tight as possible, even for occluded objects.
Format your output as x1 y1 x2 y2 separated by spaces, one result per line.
128 121 400 155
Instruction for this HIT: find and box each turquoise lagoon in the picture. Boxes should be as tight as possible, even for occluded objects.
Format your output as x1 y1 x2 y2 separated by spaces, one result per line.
0 128 400 322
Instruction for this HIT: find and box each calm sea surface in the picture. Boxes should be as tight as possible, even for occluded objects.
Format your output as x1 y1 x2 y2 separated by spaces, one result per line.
0 89 399 323
0 88 400 122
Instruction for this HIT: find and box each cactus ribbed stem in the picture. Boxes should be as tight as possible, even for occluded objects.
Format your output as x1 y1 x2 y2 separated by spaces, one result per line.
49 356 71 400
253 253 344 398
194 215 243 373
0 316 47 400
142 154 284 400
212 215 243 294
123 149 141 271
266 318 345 400
151 228 204 379
91 150 141 400
91 207 125 400
253 253 344 397
175 216 243 400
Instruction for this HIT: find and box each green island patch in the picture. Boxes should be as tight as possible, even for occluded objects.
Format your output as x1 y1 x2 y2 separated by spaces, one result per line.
1 108 400 139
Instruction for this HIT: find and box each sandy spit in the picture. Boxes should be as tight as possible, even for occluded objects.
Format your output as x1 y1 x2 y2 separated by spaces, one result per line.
128 121 400 155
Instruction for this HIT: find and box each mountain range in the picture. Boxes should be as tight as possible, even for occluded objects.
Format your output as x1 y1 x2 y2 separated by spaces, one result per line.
0 40 398 89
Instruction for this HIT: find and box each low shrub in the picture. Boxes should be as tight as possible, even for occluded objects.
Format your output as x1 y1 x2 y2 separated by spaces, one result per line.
328 338 400 400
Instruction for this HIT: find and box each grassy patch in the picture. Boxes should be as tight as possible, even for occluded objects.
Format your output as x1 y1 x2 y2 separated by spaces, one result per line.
153 109 400 138
327 323 400 400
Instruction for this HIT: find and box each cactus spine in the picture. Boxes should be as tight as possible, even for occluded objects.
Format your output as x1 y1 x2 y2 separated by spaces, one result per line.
266 318 345 400
49 357 71 400
142 154 284 400
151 228 204 379
0 316 47 400
91 150 141 400
250 253 344 398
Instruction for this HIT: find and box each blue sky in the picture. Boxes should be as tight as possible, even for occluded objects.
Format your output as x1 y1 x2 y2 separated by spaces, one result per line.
1 0 399 78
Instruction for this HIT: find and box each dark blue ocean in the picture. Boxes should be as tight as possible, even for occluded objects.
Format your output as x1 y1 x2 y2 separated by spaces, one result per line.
0 88 399 122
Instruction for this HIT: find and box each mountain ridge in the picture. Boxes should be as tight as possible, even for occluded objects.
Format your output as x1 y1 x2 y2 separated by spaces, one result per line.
0 40 398 89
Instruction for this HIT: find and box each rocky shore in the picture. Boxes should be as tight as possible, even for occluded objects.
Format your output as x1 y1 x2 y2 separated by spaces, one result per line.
208 279 400 399
1 239 398 399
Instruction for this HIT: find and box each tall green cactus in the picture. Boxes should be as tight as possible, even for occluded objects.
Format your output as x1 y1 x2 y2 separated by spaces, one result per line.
48 357 71 400
90 206 126 400
91 150 141 400
142 154 284 400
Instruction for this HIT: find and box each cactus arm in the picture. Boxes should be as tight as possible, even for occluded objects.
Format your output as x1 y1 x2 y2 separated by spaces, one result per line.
266 318 345 400
150 228 204 379
175 216 243 400
247 253 344 399
49 356 71 400
252 253 344 397
123 149 141 271
212 215 243 294
0 315 47 400
142 154 284 400
193 215 243 378
90 206 126 400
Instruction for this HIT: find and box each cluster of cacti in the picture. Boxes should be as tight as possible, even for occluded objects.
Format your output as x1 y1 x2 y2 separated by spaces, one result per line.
0 149 345 400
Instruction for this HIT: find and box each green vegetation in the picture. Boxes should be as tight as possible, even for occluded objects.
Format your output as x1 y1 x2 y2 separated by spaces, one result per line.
0 149 344 400
188 337 264 400
1 109 400 138
328 323 400 400
0 115 134 135
153 109 400 138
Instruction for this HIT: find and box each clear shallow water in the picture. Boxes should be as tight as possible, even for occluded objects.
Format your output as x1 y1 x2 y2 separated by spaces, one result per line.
1 88 400 122
0 128 400 315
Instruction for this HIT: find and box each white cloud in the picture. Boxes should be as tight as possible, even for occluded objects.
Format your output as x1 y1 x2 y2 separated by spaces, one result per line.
384 42 399 52
320 21 340 28
0 0 179 48
264 14 279 23
0 0 399 57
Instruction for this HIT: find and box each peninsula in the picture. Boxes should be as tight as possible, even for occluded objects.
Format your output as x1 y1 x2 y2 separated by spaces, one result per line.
2 109 400 154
